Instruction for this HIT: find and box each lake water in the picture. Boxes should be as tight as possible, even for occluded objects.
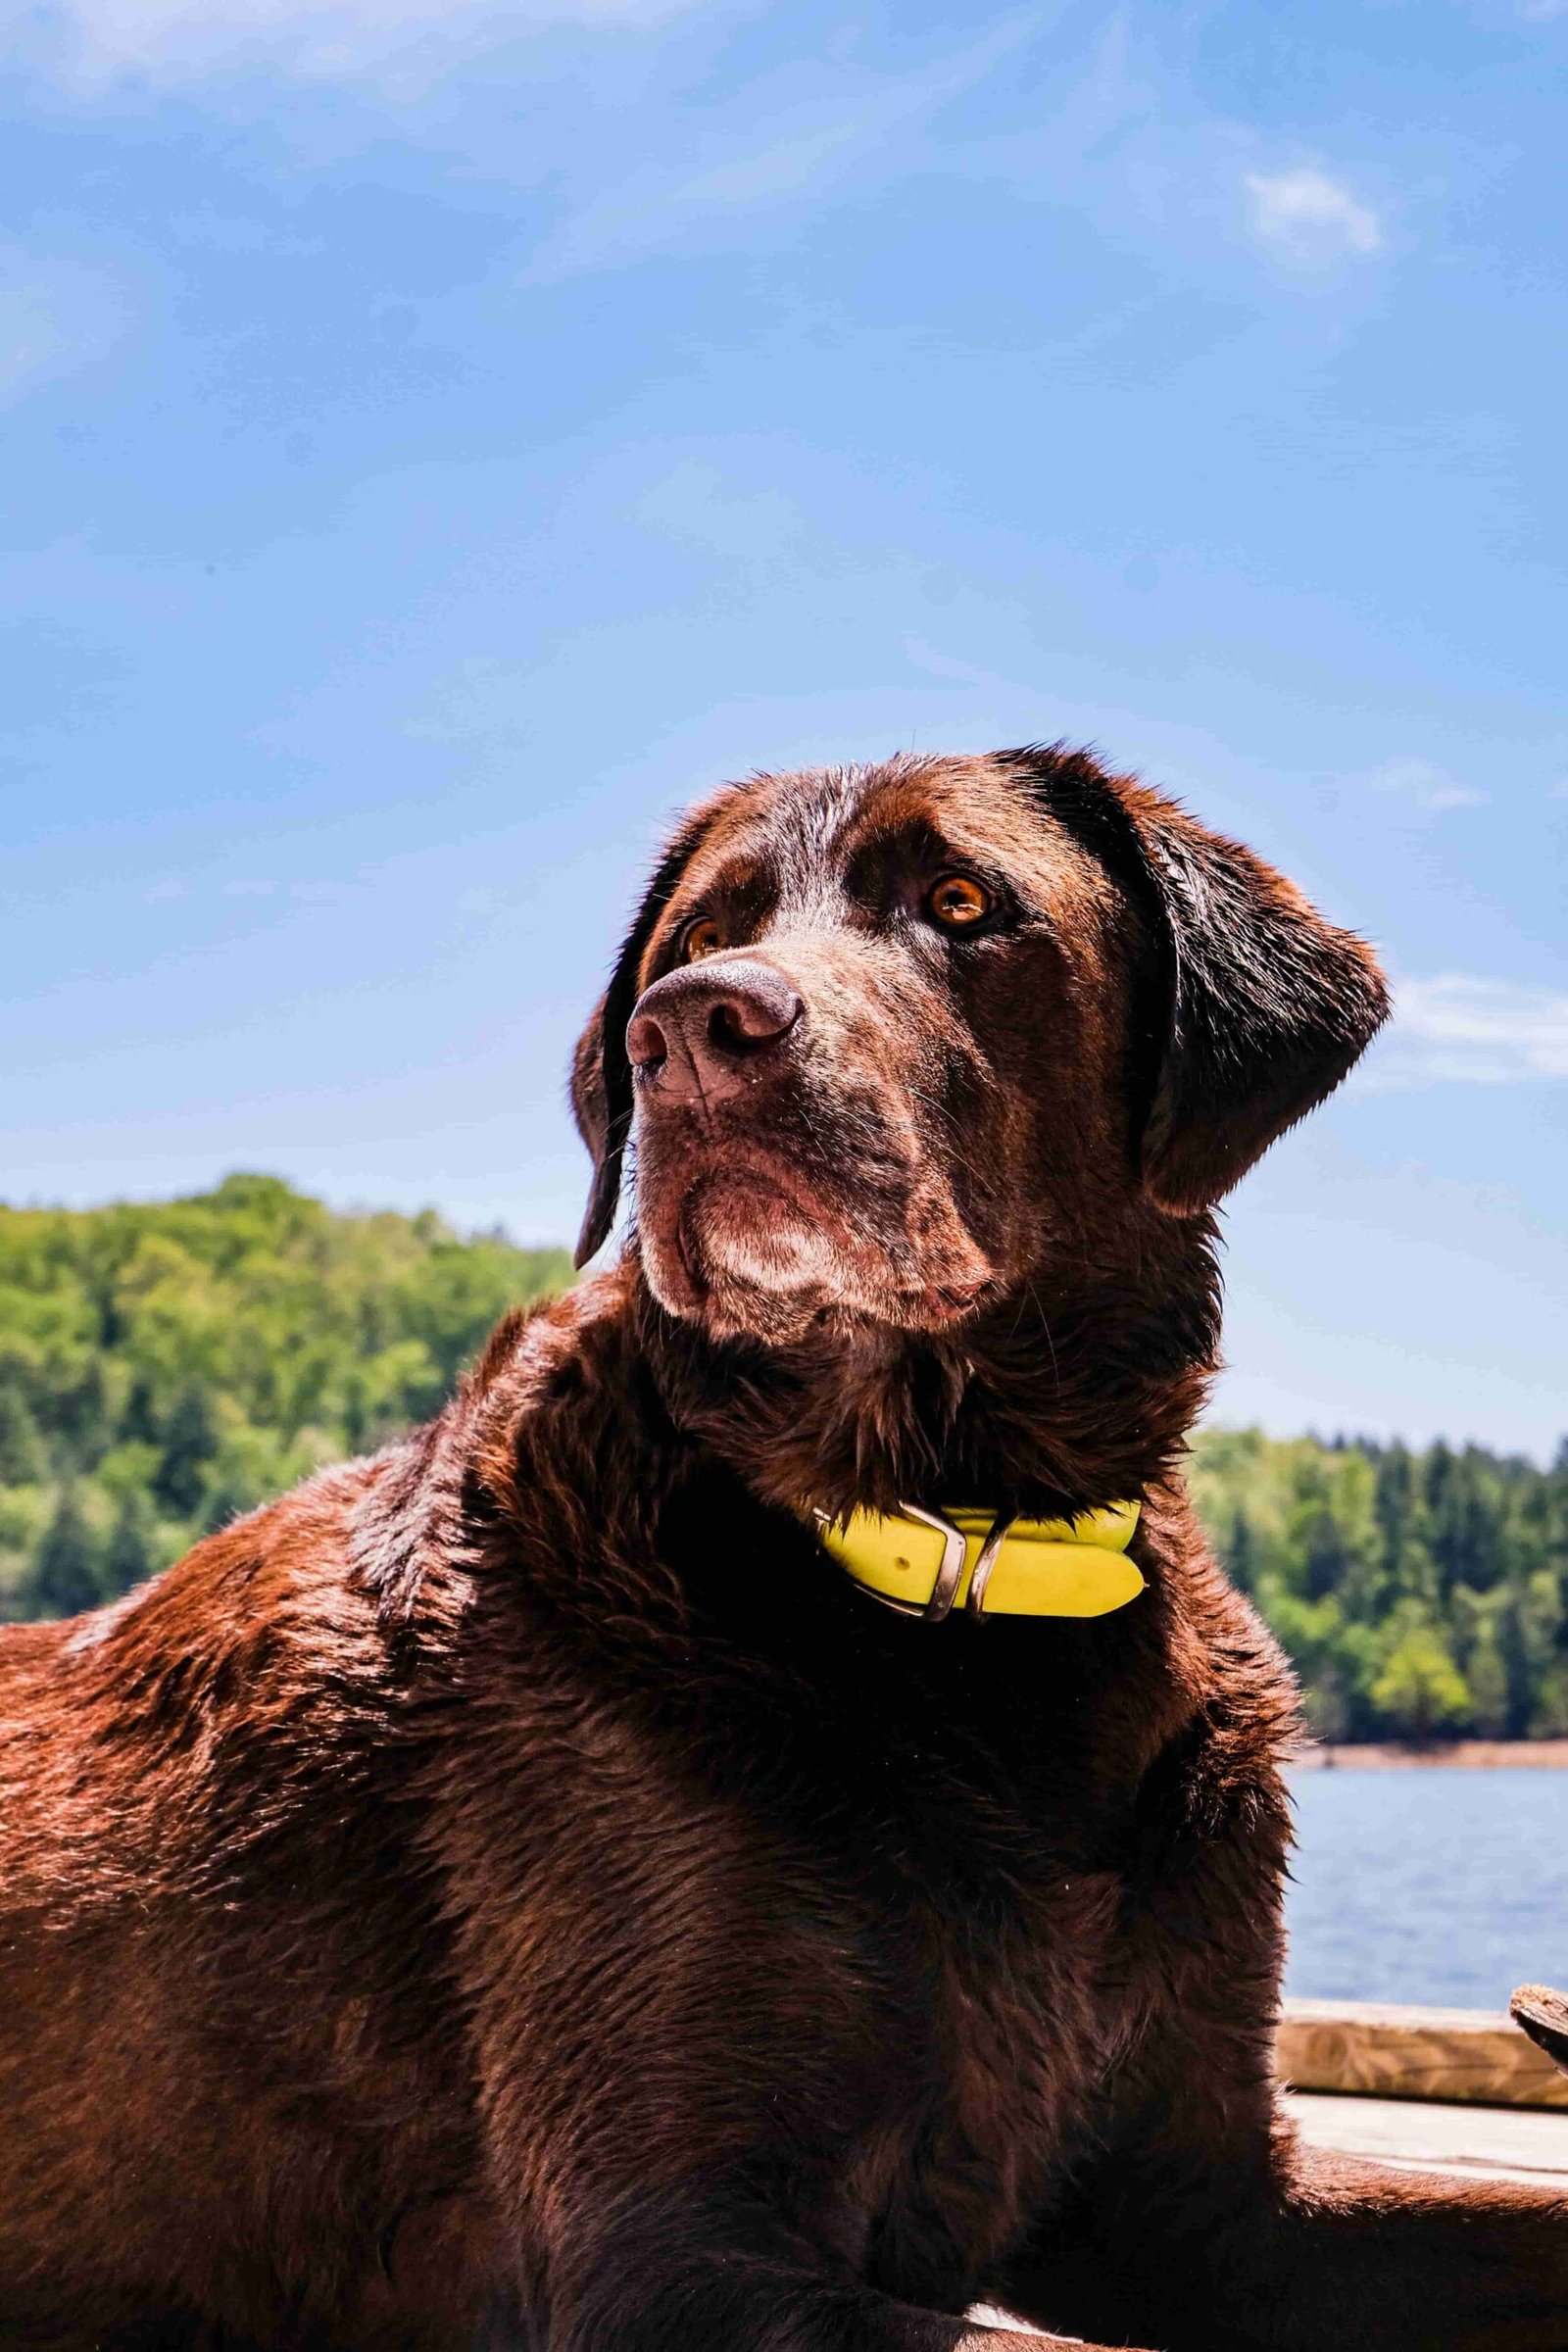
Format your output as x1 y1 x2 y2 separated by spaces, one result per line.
1285 1768 1568 2009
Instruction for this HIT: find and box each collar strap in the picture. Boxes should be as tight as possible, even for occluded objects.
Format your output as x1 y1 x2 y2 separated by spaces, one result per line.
811 1498 1143 1623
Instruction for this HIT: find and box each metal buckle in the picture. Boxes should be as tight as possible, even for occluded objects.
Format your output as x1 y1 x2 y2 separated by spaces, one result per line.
811 1500 969 1622
814 1503 1018 1622
964 1512 1017 1620
891 1502 969 1623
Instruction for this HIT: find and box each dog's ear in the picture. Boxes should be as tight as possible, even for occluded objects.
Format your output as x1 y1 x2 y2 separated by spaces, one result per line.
1007 746 1390 1215
569 992 612 1222
569 796 732 1268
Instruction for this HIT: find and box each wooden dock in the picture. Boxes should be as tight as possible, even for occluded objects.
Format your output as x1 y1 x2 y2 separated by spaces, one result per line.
1289 2090 1568 2189
1280 1998 1568 2190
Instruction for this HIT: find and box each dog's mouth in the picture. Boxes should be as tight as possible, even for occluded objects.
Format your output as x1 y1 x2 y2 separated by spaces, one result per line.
641 1152 994 1347
675 1170 838 1341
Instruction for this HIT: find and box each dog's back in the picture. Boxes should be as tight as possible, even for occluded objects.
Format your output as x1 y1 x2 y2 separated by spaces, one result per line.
0 1461 514 2348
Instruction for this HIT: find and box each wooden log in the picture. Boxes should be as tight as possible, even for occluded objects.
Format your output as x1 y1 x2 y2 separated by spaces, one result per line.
1276 1998 1568 2111
1512 1983 1568 2076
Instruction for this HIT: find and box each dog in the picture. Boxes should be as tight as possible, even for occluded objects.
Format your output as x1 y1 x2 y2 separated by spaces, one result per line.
1 743 1563 2351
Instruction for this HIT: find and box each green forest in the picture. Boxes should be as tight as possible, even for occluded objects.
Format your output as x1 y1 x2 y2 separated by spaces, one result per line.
0 1177 569 1621
1190 1428 1568 1743
3 1178 1565 1744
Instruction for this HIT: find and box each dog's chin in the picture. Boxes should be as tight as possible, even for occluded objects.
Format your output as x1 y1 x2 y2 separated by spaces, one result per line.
652 1171 845 1347
640 1168 992 1348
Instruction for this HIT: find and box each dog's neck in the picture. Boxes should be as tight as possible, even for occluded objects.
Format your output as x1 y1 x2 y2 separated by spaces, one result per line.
362 1239 1220 1640
631 1230 1222 1526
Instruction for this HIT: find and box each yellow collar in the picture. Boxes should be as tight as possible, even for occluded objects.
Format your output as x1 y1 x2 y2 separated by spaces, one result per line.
811 1498 1143 1623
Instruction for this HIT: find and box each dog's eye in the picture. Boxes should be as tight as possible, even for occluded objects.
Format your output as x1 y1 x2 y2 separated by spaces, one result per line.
925 874 993 931
680 916 724 962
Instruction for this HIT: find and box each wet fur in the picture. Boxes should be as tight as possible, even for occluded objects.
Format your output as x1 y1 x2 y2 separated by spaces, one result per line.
1 747 1562 2352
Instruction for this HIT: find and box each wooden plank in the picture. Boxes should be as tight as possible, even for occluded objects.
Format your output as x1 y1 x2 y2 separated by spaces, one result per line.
1287 2090 1568 2190
1277 1998 1568 2111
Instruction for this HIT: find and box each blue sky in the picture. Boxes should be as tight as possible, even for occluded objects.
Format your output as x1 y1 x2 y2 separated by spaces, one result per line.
1 0 1564 1454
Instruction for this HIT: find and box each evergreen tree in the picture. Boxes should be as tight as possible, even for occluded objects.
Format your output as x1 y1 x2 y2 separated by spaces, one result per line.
1467 1632 1509 1740
1229 1509 1256 1594
52 1358 113 1476
102 1491 157 1598
28 1489 99 1618
1301 1506 1349 1603
1374 1445 1414 1570
1303 1653 1351 1742
118 1375 162 1447
0 1377 48 1484
152 1385 220 1518
1531 1661 1568 1740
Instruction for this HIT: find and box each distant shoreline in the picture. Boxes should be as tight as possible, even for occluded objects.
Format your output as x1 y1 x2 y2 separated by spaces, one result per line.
1296 1740 1568 1770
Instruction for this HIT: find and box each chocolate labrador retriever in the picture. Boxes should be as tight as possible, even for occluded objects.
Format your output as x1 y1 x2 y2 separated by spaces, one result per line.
1 745 1562 2351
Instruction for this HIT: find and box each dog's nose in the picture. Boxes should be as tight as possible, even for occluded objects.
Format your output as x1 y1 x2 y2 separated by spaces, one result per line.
627 960 803 1106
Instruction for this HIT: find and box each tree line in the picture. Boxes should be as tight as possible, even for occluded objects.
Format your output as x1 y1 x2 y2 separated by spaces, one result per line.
0 1176 569 1620
1190 1426 1568 1742
3 1178 1565 1743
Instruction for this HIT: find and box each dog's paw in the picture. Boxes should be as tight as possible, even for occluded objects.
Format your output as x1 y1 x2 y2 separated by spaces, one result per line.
1511 1984 1568 2075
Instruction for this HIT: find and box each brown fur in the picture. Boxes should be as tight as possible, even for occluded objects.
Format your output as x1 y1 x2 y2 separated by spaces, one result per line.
1 746 1562 2352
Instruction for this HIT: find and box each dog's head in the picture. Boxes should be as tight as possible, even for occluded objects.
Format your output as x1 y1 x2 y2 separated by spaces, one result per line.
571 747 1387 1349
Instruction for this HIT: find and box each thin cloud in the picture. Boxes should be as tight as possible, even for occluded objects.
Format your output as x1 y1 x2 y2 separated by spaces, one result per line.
0 245 128 404
529 17 1036 279
3 0 686 86
534 123 859 276
0 282 73 403
1373 976 1568 1087
1365 756 1485 812
1243 167 1382 266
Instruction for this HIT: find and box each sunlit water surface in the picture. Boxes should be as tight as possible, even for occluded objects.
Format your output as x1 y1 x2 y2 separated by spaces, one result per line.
1285 1767 1568 2008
